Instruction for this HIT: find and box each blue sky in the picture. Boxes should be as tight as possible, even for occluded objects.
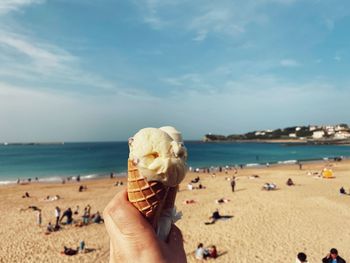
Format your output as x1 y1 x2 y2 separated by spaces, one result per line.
0 0 350 141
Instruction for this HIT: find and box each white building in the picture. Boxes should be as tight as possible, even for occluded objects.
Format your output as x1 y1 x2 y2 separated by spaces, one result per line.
334 131 350 139
312 130 325 139
255 131 266 136
296 127 301 131
289 133 297 138
335 125 347 132
309 126 317 131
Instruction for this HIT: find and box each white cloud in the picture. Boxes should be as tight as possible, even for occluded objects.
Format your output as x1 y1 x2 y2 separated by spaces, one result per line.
193 30 208 42
0 0 44 15
134 0 292 41
0 27 120 92
334 55 341 61
280 59 299 67
0 31 75 69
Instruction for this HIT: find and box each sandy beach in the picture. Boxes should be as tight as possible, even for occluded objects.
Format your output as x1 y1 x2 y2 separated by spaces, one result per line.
1 160 350 262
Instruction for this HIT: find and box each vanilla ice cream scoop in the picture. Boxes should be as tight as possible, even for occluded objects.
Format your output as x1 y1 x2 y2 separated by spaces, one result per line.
129 127 187 187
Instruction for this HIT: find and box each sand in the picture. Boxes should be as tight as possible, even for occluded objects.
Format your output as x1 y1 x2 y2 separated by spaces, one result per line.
0 160 350 262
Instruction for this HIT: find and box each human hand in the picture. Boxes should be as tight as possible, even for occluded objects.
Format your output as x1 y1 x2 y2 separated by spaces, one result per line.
104 189 187 263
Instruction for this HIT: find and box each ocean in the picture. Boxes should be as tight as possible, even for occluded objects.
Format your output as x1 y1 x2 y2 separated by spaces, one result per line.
0 141 349 184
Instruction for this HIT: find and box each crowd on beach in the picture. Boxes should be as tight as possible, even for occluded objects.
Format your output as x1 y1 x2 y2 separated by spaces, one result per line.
20 177 106 258
187 161 349 262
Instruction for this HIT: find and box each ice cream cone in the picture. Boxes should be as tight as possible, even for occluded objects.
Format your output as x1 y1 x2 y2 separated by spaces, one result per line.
127 159 169 228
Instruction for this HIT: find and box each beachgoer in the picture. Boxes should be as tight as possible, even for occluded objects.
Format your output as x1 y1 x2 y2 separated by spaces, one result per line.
92 211 104 224
82 205 91 225
23 192 30 198
322 248 346 263
21 206 40 212
79 185 84 192
55 207 61 226
63 246 78 256
299 162 303 170
103 190 186 262
230 177 236 192
195 243 205 260
340 187 346 195
60 208 73 224
296 252 308 263
191 176 200 184
183 199 196 204
187 183 193 191
77 175 80 182
74 205 79 215
215 198 230 204
46 222 54 233
287 178 295 186
79 240 85 253
110 172 114 179
206 209 222 224
37 210 42 226
208 245 218 259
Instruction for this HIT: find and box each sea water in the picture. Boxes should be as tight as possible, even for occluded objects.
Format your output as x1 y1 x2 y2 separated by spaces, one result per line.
0 142 349 183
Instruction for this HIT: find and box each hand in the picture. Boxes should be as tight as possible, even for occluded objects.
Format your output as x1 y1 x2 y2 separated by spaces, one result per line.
104 189 187 263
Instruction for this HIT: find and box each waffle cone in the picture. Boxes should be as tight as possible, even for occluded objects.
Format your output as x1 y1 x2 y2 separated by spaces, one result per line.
127 159 169 228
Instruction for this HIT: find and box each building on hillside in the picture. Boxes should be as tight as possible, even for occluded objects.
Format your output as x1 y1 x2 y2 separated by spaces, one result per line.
334 131 350 139
312 130 325 139
255 131 266 136
309 126 317 131
289 133 297 138
335 125 347 132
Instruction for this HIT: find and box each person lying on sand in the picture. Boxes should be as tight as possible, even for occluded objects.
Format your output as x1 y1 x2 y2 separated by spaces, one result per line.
191 176 200 183
44 195 60 201
263 183 277 191
183 199 196 204
215 198 230 204
205 209 234 225
62 246 78 256
20 206 41 212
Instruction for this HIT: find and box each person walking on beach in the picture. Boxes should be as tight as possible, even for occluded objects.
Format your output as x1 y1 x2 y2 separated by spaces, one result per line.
322 248 346 263
37 210 42 226
55 206 61 227
230 176 236 192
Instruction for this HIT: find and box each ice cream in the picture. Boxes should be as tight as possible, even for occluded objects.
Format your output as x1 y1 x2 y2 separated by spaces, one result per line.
128 127 187 187
127 126 187 240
